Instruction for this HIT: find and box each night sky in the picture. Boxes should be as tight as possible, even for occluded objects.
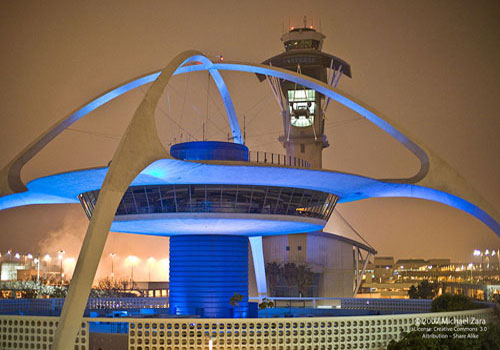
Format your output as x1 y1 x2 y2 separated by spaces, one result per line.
0 1 499 280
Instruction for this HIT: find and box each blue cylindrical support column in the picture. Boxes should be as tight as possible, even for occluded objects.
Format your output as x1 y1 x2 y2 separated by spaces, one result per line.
169 235 248 318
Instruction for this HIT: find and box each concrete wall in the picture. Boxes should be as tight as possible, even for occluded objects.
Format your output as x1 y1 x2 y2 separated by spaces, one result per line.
262 233 355 298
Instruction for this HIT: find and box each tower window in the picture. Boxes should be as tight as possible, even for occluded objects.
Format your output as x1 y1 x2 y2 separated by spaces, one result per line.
286 246 290 251
288 89 315 127
298 246 302 251
300 144 305 153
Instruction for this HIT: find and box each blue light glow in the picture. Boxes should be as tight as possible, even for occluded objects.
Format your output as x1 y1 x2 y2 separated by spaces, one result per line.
0 56 498 239
0 159 498 237
169 235 248 318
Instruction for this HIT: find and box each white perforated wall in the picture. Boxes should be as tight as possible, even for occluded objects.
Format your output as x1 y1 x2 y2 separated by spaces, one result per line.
124 308 493 350
0 308 494 350
0 315 88 350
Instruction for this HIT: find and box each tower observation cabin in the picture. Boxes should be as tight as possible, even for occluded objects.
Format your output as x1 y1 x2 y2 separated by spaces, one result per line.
259 19 351 168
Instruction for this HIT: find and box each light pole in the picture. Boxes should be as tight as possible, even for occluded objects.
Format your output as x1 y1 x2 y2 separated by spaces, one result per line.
147 257 155 281
468 263 474 282
58 250 65 284
34 258 40 283
43 254 51 283
110 253 116 279
473 249 482 282
127 256 139 282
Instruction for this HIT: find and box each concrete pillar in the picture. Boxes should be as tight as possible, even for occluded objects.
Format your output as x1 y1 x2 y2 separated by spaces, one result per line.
249 236 268 298
53 50 204 350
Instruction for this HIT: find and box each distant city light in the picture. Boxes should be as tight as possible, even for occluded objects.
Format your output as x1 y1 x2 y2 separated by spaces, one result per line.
485 249 490 256
27 254 33 259
14 253 20 259
43 254 51 262
473 250 481 256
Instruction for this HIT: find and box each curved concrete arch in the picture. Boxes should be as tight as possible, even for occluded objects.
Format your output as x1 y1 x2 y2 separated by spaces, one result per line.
0 53 497 235
52 50 210 349
0 56 241 197
175 61 430 183
172 61 499 239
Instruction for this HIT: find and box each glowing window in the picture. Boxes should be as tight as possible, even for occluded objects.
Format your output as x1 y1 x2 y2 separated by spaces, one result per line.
288 89 315 127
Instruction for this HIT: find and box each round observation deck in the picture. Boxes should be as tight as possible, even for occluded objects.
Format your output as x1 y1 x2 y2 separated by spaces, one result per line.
79 184 338 236
78 141 336 236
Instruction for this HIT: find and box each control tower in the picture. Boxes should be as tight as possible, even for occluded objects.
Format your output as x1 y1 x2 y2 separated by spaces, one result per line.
259 18 351 168
256 21 364 299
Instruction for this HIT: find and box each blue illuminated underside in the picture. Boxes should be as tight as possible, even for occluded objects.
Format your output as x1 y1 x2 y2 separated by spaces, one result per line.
1 159 498 236
110 215 325 236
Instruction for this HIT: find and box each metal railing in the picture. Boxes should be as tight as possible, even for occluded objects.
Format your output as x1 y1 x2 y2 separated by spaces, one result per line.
0 297 169 314
250 297 433 313
248 151 310 168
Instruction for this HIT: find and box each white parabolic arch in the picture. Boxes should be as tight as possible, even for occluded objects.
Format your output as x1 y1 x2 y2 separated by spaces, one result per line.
1 53 498 236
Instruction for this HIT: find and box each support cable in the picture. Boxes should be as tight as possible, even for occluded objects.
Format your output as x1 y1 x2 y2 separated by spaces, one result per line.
333 209 375 251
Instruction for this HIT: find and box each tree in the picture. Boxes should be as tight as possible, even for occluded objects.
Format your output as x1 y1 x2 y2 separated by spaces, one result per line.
296 264 314 297
258 298 274 318
258 298 274 310
50 286 68 298
229 292 244 317
282 263 298 288
90 277 137 298
431 293 482 312
265 262 281 296
389 294 499 349
408 280 438 299
387 321 500 349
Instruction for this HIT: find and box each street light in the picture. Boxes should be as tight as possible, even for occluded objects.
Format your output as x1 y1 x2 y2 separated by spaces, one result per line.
58 250 65 283
467 263 474 281
110 253 117 278
147 257 155 281
127 256 139 281
34 258 40 283
43 254 51 263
